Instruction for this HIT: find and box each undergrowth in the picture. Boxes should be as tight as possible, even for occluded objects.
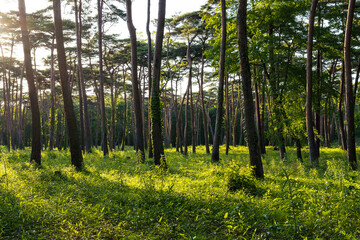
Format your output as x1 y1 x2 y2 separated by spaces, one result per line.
0 146 359 239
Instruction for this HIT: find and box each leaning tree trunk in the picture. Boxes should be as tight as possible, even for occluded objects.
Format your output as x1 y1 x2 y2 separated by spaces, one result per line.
53 0 83 170
306 0 319 167
344 0 357 170
211 0 226 163
126 0 145 162
238 0 264 178
19 0 41 165
151 0 166 166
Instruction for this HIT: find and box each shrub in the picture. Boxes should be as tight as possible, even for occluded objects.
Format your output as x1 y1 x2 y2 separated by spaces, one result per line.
226 163 264 196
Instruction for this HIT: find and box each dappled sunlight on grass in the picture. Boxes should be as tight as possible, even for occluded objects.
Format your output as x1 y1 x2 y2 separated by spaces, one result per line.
0 146 360 239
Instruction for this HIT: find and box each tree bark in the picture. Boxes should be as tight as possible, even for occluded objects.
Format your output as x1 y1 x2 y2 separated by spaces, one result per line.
19 0 41 165
306 0 319 167
339 63 347 150
97 0 109 156
344 0 357 170
49 37 56 150
125 0 145 162
75 0 92 152
151 0 167 166
238 0 264 178
225 75 230 155
53 0 83 170
199 42 210 154
211 0 226 163
147 0 153 158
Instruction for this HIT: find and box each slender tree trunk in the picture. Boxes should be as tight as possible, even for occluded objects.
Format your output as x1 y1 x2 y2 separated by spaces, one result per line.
125 0 145 162
17 65 24 149
19 0 41 165
77 68 85 152
97 0 109 156
183 88 189 156
306 0 319 167
255 81 265 154
151 0 166 166
211 0 226 163
314 6 322 159
238 0 264 178
53 0 83 170
296 139 302 161
344 0 357 170
225 75 230 155
147 0 153 158
232 85 240 147
199 44 210 154
191 73 196 154
49 37 56 150
339 64 347 150
75 0 92 152
121 74 127 151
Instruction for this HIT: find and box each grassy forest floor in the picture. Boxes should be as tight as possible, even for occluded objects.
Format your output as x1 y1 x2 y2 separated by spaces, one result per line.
0 145 360 239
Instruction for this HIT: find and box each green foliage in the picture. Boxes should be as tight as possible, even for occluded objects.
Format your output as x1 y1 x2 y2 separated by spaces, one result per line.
226 162 264 196
0 146 360 239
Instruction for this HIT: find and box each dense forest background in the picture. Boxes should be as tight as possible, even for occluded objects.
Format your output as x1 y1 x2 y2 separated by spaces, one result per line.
0 0 360 173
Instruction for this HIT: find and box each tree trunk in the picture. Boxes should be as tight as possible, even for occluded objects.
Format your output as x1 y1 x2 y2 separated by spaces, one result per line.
238 0 264 178
125 0 145 162
255 81 265 154
151 0 166 166
344 0 357 170
17 65 24 149
97 0 109 156
339 63 347 151
49 37 56 150
53 0 83 170
147 0 153 158
306 0 319 167
75 0 92 152
19 0 41 165
121 73 127 151
77 67 85 152
211 0 226 163
225 75 230 155
183 88 189 156
199 43 210 154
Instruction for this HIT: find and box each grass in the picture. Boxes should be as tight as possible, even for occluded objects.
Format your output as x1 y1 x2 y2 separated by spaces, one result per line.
0 145 360 239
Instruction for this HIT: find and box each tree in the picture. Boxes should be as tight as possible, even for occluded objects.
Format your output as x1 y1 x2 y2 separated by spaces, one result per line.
18 0 41 165
146 0 153 158
237 0 263 178
53 0 83 170
211 0 226 163
344 0 357 170
306 0 319 167
125 0 145 162
75 0 92 152
97 0 109 156
151 0 166 166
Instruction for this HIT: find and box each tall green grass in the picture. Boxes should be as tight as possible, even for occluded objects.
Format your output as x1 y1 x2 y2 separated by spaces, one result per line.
0 146 359 239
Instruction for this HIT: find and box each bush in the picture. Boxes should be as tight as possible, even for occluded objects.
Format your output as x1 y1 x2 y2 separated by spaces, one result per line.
226 163 264 196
